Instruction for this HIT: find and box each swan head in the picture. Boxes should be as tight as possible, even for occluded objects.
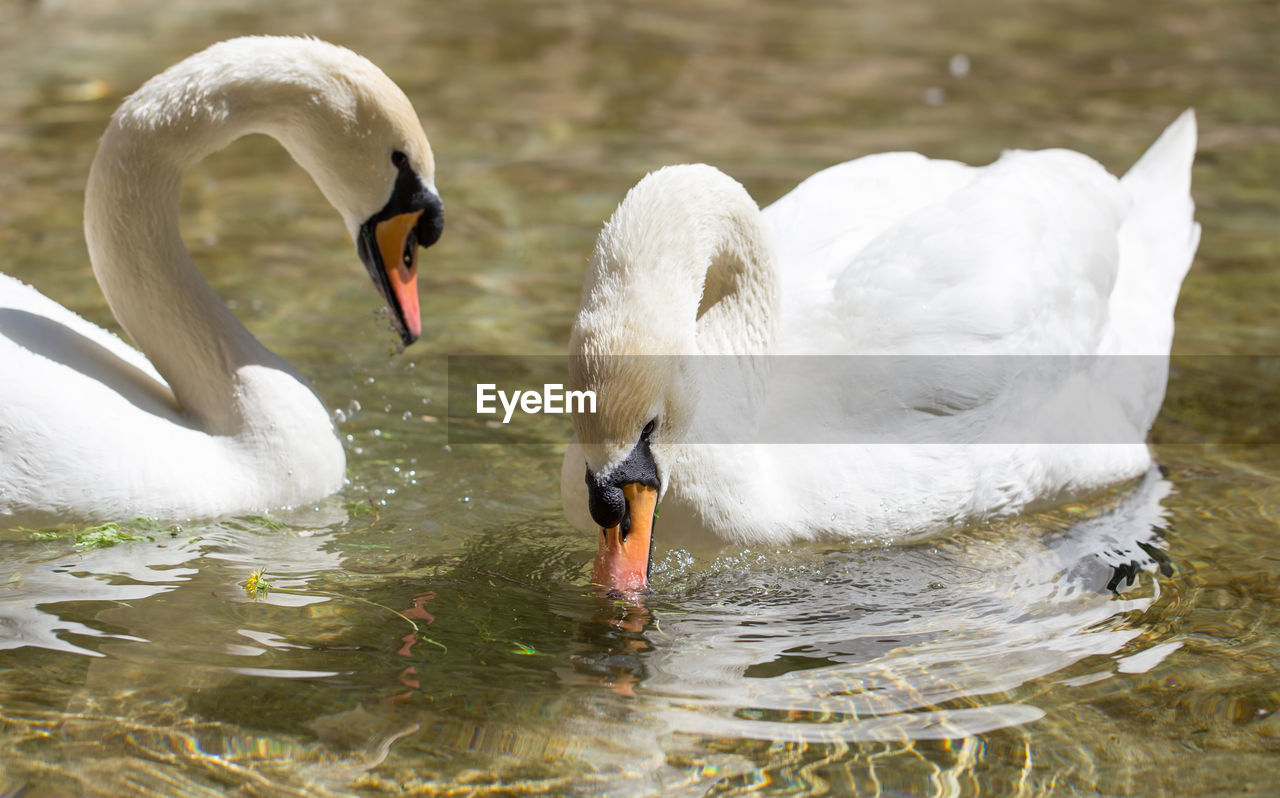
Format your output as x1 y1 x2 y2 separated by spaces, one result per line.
94 36 445 347
352 147 444 346
563 165 779 595
570 351 689 598
264 40 444 347
566 173 709 596
158 36 446 345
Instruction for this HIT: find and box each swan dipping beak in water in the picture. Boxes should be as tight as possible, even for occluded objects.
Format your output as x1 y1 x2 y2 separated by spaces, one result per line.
562 113 1199 596
0 37 442 527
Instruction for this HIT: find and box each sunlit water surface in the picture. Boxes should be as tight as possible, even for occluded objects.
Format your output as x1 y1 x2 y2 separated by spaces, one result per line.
1 0 1277 795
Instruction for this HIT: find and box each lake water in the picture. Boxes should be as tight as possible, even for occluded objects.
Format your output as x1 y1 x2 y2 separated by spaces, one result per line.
1 0 1276 794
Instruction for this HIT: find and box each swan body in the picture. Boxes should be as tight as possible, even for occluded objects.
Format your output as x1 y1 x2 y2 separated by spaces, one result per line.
562 112 1199 593
0 37 443 527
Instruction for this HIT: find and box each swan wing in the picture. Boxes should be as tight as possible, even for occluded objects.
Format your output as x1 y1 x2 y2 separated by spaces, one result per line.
767 148 1129 357
1 273 174 401
0 275 204 524
763 152 976 340
760 147 1159 445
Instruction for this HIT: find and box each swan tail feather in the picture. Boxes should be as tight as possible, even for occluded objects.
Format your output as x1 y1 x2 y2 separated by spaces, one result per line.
1109 110 1200 359
1119 110 1200 311
1123 110 1196 196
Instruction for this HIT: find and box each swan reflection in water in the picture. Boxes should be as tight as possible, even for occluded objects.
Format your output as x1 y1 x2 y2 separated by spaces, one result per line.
563 465 1177 746
296 466 1181 791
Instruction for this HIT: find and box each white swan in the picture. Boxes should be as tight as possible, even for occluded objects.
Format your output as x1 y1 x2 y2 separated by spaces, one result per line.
562 112 1199 594
0 37 443 527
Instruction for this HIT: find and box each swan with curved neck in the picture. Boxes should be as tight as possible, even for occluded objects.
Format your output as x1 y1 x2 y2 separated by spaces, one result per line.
0 37 443 526
563 114 1199 595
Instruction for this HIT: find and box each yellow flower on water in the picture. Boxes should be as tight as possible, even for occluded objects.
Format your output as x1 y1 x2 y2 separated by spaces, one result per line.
245 568 270 599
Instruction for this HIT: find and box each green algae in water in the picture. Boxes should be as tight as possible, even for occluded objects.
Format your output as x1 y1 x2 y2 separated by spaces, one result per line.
18 520 162 548
74 522 156 550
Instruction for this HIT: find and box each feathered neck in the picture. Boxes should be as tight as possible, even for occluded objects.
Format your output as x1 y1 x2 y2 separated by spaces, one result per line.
82 37 381 435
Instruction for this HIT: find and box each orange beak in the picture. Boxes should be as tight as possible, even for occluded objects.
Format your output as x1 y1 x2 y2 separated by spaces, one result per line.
592 483 658 596
373 210 423 343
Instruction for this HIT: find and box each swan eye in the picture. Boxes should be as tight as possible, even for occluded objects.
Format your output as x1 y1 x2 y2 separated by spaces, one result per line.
641 419 656 439
402 228 417 267
391 150 409 170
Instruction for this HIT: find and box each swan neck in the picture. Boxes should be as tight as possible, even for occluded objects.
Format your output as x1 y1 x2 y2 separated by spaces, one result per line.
691 213 778 359
83 65 327 434
572 166 782 451
584 165 781 358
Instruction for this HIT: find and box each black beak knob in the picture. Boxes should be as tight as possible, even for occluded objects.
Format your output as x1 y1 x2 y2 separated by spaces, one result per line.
586 470 625 529
416 192 444 249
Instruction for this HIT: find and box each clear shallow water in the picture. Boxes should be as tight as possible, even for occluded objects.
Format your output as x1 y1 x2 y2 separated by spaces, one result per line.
1 0 1277 794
